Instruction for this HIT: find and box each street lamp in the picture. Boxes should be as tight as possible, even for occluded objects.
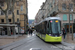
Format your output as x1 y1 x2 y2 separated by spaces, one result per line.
71 9 74 40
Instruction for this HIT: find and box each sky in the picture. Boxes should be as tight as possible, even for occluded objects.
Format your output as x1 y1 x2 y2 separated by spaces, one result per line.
28 0 45 20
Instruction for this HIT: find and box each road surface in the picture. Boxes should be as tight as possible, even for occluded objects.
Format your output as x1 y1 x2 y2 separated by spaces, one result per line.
1 34 75 50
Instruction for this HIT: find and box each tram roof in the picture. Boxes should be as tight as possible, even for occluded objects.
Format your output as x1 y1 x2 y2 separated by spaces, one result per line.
44 17 61 21
34 17 61 26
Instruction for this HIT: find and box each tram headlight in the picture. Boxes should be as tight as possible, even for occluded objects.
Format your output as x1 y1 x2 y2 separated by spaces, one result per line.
49 34 51 36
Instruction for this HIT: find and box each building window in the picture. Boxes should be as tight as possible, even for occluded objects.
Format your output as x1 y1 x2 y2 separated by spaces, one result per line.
16 2 19 6
21 5 23 11
63 14 67 21
69 3 73 10
1 11 4 15
9 10 12 14
70 14 73 20
17 10 19 15
1 19 4 23
53 0 55 4
17 18 19 22
62 3 66 10
8 19 11 22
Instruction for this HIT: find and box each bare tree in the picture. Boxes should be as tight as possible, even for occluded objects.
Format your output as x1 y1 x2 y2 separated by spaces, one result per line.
0 0 14 36
10 0 16 35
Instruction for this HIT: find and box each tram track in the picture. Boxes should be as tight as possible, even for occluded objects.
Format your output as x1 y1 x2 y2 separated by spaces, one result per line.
36 34 74 50
10 38 36 50
2 35 75 50
51 43 74 50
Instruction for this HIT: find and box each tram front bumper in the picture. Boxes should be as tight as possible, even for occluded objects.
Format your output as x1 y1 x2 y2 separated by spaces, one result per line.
45 34 62 42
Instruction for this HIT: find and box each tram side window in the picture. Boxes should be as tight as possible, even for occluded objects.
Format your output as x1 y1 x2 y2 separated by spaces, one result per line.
41 23 43 34
40 23 42 33
37 25 39 32
49 21 51 33
47 22 49 33
35 26 37 31
39 24 41 33
42 22 45 34
43 21 47 34
36 25 39 32
34 26 36 30
47 21 51 34
38 25 39 32
45 21 47 33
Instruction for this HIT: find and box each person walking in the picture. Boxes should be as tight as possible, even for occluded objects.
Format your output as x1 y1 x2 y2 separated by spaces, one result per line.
29 28 33 35
63 28 66 39
31 29 33 35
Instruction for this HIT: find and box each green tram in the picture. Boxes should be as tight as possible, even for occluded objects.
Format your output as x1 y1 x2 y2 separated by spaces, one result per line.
34 17 62 42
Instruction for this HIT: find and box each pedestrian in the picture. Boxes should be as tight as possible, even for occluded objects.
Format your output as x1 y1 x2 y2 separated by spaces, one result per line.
31 29 33 35
29 28 33 35
63 28 66 39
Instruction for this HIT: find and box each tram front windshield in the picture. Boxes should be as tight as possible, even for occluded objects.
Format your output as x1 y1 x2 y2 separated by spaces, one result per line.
50 20 61 34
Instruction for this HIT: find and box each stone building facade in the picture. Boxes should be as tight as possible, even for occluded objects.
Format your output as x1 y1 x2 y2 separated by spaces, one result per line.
0 0 28 33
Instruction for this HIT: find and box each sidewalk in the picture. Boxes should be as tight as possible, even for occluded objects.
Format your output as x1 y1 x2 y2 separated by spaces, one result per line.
0 34 30 46
63 33 75 44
